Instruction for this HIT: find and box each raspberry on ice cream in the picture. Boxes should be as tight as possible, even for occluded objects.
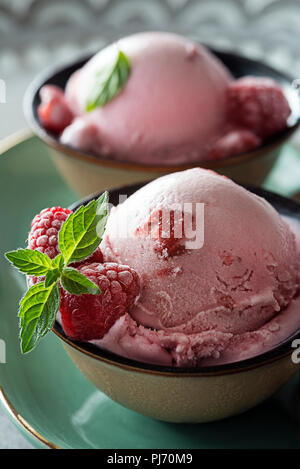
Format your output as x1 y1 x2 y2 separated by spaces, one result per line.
60 262 140 341
28 207 72 259
228 76 291 139
28 206 103 265
38 85 73 133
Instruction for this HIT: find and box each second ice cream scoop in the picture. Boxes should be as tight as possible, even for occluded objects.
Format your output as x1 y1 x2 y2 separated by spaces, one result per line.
61 32 232 163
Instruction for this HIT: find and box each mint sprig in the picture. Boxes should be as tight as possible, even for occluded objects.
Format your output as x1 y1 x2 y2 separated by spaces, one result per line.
44 255 65 287
5 192 108 354
86 50 131 112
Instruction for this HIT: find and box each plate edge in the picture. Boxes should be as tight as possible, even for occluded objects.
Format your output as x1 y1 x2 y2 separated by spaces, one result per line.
0 386 61 450
0 129 33 155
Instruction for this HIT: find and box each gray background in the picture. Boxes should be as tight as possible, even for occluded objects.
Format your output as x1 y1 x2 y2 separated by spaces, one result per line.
1 0 300 449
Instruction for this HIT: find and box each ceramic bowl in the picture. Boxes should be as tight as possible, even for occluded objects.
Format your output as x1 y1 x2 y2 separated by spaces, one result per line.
24 49 300 197
53 183 300 423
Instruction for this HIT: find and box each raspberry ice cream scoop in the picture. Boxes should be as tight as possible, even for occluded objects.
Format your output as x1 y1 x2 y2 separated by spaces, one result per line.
59 32 233 163
102 168 299 333
96 168 300 365
37 32 292 164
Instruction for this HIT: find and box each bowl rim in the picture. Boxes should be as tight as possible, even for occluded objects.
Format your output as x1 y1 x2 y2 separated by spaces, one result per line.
24 48 300 173
53 322 300 377
53 182 300 378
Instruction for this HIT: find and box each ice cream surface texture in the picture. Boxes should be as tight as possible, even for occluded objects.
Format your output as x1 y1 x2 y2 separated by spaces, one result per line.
88 168 300 366
61 32 231 163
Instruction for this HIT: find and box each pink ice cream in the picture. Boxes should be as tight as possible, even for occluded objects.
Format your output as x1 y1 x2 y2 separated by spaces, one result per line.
87 168 300 366
38 33 292 164
60 32 232 164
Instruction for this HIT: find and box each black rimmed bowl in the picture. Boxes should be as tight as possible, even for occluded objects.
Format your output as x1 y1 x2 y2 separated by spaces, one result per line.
53 183 300 423
24 49 300 197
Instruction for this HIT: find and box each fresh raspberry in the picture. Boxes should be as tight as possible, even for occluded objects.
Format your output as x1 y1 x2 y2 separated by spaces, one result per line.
28 207 72 259
38 85 73 133
28 206 104 265
228 76 291 139
209 130 261 160
60 263 140 341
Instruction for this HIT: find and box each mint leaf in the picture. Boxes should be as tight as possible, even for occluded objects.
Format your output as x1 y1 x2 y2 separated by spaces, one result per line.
52 254 65 271
45 269 61 288
19 282 60 354
58 192 108 264
61 267 101 295
86 50 131 112
45 255 65 287
5 249 52 276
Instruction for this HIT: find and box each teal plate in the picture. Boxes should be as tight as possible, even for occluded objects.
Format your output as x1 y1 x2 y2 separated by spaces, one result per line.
1 133 300 449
